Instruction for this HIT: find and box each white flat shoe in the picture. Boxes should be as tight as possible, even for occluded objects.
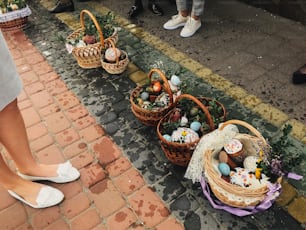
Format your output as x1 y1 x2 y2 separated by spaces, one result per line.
18 161 80 183
8 186 64 209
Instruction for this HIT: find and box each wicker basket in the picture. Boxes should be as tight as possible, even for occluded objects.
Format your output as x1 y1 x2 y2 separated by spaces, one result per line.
203 119 281 208
0 5 31 31
157 94 226 167
101 40 129 74
66 10 118 69
130 68 174 126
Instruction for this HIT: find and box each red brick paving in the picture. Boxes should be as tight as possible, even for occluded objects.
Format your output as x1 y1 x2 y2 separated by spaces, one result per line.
0 30 185 229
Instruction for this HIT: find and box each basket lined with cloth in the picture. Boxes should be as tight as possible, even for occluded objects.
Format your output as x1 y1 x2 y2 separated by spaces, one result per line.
157 94 226 167
130 68 175 126
65 10 118 69
0 5 31 31
185 119 282 216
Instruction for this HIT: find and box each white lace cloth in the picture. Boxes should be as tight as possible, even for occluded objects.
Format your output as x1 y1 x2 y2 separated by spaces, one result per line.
0 5 31 23
184 123 239 183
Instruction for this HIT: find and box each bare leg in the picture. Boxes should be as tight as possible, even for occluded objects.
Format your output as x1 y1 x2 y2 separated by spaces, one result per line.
0 99 58 177
180 10 189 17
0 154 44 206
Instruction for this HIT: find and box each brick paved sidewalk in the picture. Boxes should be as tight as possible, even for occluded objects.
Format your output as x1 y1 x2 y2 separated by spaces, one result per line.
0 30 184 230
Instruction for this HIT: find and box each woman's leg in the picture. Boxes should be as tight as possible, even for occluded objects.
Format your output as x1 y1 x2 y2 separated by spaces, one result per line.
0 99 58 178
163 0 188 30
0 153 45 206
178 0 204 37
191 0 205 19
176 0 189 16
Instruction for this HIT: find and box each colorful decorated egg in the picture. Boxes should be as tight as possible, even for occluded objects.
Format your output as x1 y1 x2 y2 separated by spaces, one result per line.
152 81 162 93
140 91 149 101
190 107 199 116
105 47 121 62
190 121 201 132
218 162 231 176
170 75 181 86
163 134 171 142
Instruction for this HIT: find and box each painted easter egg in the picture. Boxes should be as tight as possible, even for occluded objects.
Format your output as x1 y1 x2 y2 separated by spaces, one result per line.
140 91 149 101
105 47 121 62
190 107 199 116
170 75 181 86
152 81 162 93
163 134 171 142
218 162 231 176
190 121 201 132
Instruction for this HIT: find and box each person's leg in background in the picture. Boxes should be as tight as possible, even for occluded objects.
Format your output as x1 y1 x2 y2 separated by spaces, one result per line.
148 0 164 16
49 0 91 13
49 0 74 13
292 64 306 84
128 0 163 18
180 0 204 37
163 0 189 31
163 0 205 38
128 0 143 18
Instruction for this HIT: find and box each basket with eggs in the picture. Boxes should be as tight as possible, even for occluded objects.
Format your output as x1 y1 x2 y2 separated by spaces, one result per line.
101 40 129 74
185 119 285 216
130 68 184 126
65 10 118 69
156 94 227 167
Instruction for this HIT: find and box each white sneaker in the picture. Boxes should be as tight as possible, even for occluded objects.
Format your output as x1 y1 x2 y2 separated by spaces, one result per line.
180 17 202 38
163 14 188 30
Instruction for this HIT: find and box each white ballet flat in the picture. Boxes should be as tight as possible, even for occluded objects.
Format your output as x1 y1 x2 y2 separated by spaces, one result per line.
8 186 64 209
18 161 80 183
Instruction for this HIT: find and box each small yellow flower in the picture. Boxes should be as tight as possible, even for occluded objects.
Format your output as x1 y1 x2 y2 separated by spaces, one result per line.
181 130 187 137
257 158 262 164
255 168 262 179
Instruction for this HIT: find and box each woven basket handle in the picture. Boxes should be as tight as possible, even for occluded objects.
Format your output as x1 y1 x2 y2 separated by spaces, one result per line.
80 9 105 48
106 39 120 64
176 94 215 131
148 68 174 105
219 119 267 144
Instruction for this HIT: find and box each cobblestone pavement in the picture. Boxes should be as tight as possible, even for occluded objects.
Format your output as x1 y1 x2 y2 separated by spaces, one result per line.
0 0 306 229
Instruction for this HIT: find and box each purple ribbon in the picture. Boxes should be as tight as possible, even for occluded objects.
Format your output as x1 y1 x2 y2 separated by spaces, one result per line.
200 177 281 216
287 172 303 180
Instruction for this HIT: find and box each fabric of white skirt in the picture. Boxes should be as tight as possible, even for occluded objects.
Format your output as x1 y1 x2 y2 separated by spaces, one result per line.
0 31 22 111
